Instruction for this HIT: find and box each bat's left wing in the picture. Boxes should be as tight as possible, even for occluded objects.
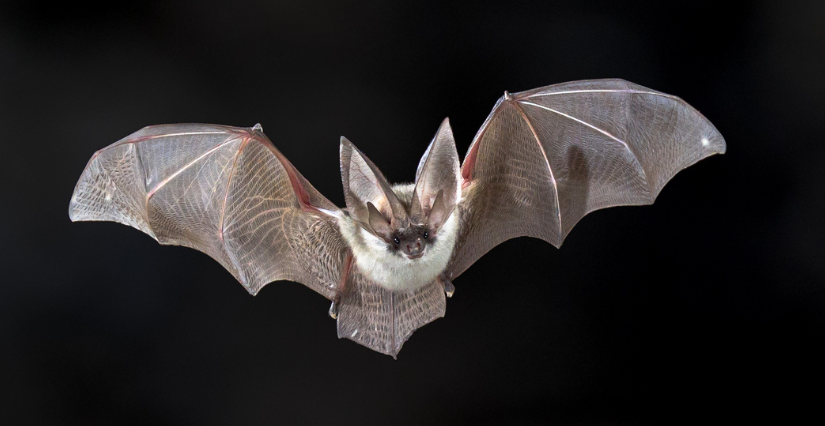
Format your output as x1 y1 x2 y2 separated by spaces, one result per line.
447 79 726 279
69 123 348 298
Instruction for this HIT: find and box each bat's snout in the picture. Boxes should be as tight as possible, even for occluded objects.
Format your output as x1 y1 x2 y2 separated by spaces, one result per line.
403 238 424 259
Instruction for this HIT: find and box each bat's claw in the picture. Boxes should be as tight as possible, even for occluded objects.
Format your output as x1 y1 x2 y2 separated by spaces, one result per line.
328 298 340 319
440 275 455 298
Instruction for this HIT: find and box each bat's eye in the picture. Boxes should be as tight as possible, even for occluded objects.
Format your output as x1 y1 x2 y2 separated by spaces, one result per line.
393 237 400 245
423 231 429 240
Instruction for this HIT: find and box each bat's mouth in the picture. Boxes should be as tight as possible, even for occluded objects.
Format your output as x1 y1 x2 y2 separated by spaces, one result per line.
405 252 424 260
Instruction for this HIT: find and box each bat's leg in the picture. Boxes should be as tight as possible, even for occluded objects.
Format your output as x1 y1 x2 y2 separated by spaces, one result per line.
328 299 340 319
439 273 455 298
329 251 354 319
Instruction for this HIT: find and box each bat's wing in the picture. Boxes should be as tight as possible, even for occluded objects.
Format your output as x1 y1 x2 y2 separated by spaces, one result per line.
69 124 347 299
447 79 726 278
337 273 446 357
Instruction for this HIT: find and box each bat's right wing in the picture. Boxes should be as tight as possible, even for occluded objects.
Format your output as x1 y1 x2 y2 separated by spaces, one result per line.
447 79 726 279
69 124 348 299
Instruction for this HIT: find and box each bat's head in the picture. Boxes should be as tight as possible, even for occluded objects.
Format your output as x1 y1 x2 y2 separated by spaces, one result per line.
340 119 460 260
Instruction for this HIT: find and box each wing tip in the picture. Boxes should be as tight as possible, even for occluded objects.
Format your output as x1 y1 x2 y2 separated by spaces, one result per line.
339 136 354 163
68 197 78 222
239 274 265 296
68 185 86 222
702 133 727 156
245 284 259 296
716 137 728 155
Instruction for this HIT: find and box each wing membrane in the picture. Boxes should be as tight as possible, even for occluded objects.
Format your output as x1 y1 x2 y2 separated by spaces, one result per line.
448 79 725 278
69 124 346 298
338 269 446 357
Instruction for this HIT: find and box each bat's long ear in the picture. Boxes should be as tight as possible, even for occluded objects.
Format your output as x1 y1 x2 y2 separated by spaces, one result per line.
410 118 460 232
340 137 408 232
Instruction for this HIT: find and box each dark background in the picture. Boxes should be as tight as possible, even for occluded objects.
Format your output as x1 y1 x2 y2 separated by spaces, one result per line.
1 0 823 424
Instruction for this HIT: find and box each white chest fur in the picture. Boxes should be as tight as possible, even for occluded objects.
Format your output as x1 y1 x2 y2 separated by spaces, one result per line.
337 210 459 291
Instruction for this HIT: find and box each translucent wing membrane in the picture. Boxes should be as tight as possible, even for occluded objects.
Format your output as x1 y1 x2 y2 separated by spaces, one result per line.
449 79 725 278
338 269 446 357
69 124 346 298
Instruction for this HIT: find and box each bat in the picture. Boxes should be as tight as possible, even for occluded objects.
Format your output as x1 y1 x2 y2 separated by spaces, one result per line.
69 79 725 357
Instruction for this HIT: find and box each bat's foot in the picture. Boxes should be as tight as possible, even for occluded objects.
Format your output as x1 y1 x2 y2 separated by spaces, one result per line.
328 297 340 320
330 252 352 320
440 274 455 298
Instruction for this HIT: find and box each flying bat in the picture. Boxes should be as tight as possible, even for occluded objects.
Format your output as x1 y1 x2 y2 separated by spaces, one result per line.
69 79 725 357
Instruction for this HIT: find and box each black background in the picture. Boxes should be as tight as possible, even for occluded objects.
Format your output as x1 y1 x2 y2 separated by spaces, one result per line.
2 1 824 424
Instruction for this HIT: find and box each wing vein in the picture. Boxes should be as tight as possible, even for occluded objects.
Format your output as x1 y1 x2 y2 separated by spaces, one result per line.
145 136 239 202
518 101 630 149
219 136 251 243
518 100 650 192
510 101 563 243
218 136 252 282
525 89 680 101
95 131 230 161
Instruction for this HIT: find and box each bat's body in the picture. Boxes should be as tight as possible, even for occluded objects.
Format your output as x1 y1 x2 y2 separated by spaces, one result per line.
336 182 460 292
70 79 725 357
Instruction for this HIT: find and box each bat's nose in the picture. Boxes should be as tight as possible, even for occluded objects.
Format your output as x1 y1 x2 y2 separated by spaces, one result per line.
403 238 423 258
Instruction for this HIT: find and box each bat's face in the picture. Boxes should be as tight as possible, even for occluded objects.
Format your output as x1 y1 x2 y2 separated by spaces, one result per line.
379 221 435 260
389 224 430 258
360 183 451 261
